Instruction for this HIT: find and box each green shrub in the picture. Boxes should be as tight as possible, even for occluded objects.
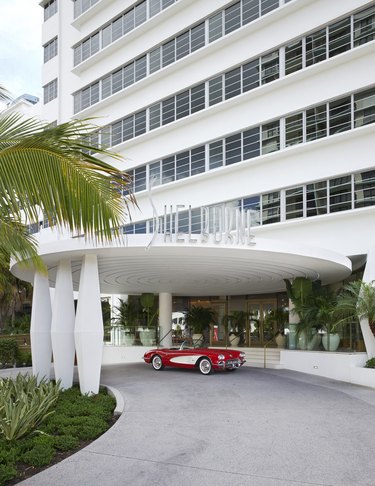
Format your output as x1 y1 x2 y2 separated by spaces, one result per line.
53 435 80 451
365 357 375 368
22 443 55 467
16 349 32 367
59 416 108 441
0 339 18 367
0 463 17 484
0 374 60 441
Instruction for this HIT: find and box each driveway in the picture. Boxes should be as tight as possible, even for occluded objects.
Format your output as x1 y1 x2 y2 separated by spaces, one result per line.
21 364 375 486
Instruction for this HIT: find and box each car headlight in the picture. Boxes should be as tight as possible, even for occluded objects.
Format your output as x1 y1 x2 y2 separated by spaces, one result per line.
239 352 245 358
218 354 225 360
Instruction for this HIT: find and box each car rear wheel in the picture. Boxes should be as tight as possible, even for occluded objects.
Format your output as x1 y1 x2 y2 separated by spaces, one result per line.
198 358 212 375
152 354 164 371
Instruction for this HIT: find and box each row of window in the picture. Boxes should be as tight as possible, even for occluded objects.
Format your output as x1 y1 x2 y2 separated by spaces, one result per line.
44 37 58 63
43 79 58 104
73 0 100 19
44 0 57 21
116 87 375 194
73 4 375 114
120 169 375 236
73 0 178 66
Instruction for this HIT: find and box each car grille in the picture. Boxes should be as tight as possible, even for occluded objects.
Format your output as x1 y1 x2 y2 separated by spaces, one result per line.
225 359 241 369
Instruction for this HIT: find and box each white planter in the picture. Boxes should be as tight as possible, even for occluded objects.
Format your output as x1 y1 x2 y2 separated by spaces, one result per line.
229 334 240 347
322 333 340 351
192 333 204 346
275 333 286 349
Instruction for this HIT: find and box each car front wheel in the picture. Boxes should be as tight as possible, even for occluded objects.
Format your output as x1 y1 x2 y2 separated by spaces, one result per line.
152 354 164 371
198 358 212 375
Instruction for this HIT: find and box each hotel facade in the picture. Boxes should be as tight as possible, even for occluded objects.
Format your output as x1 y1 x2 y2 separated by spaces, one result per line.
11 0 375 392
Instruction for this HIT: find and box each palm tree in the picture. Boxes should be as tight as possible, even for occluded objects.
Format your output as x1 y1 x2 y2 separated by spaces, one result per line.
0 85 134 269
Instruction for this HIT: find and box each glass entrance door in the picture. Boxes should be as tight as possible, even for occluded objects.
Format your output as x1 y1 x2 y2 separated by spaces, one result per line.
247 299 277 347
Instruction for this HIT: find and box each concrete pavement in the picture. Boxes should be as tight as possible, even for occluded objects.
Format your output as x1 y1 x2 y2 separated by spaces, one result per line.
15 363 375 485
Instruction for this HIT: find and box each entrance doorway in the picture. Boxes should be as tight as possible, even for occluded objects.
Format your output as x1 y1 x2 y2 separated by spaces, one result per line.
247 299 277 347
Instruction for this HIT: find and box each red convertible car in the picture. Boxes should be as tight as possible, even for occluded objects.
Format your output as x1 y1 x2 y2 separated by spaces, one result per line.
143 341 246 375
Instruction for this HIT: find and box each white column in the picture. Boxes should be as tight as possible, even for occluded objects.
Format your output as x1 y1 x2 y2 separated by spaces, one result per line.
30 272 52 382
159 292 172 348
74 254 103 395
51 260 75 390
361 248 375 358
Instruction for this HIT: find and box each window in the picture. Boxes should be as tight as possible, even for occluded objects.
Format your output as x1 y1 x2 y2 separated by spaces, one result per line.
225 2 241 34
225 67 241 100
261 51 279 84
307 182 327 216
135 1 147 27
73 0 99 18
43 79 57 104
262 192 280 224
242 0 259 25
243 59 260 92
209 12 223 42
286 187 304 219
191 23 205 52
354 5 375 46
261 0 279 16
176 151 190 180
112 16 123 42
243 127 260 160
134 111 146 137
149 104 161 130
190 84 205 114
176 91 190 119
123 116 134 141
134 166 147 192
112 69 123 94
209 76 223 106
124 63 135 88
191 146 205 175
162 156 175 184
306 104 327 141
162 39 175 67
150 48 161 74
306 28 326 66
162 97 175 125
44 0 57 21
354 88 375 127
329 176 352 213
262 121 280 154
149 161 161 187
329 18 351 58
285 113 303 146
285 39 303 75
225 133 242 165
209 140 223 169
355 170 375 208
329 97 351 135
176 31 190 60
135 56 147 82
150 0 161 17
243 196 260 226
44 37 58 63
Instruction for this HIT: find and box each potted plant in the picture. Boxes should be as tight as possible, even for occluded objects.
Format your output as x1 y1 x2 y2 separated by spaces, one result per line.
222 310 247 347
306 288 340 351
185 306 215 347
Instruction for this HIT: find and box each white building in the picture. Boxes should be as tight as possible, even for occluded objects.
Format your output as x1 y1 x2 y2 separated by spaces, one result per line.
11 0 375 392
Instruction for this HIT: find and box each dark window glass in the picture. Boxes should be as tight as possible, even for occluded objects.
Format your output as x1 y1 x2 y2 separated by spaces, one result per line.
354 5 375 47
286 186 304 220
91 33 100 56
134 222 147 234
285 39 303 75
102 75 111 99
112 120 123 146
209 12 223 42
176 90 190 119
150 48 161 74
149 104 161 130
191 84 205 113
261 0 279 16
306 28 326 66
135 1 147 27
306 104 327 141
82 39 91 61
354 88 375 128
124 63 135 87
134 111 146 137
176 31 190 59
285 113 303 146
162 39 176 67
162 156 175 184
243 127 260 159
209 140 223 169
149 161 161 187
209 76 223 106
242 0 259 25
262 121 280 154
191 146 205 175
74 45 82 66
135 56 147 82
261 51 279 84
225 133 242 165
74 93 81 114
329 18 351 58
355 170 375 208
123 116 134 141
243 59 259 92
329 176 352 213
329 96 351 135
162 0 174 7
102 25 111 48
225 67 241 100
150 0 161 17
112 69 123 94
124 10 135 34
243 196 261 226
176 151 190 180
162 97 175 125
134 166 147 192
91 82 99 105
262 192 280 224
81 87 90 110
307 181 327 216
112 17 123 42
191 23 205 52
225 2 241 34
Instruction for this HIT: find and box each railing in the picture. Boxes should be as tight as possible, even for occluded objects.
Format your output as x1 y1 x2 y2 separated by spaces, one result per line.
263 337 275 368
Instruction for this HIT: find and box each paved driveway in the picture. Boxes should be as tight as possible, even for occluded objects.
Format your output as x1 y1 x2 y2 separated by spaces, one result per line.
21 364 375 486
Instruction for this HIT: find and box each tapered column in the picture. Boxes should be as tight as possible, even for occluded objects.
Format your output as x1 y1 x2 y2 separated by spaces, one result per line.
74 254 103 395
51 260 75 389
159 292 172 347
361 248 375 358
30 272 52 382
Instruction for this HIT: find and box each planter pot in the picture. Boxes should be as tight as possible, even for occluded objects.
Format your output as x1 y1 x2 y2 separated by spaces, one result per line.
192 333 204 346
287 324 297 349
297 330 308 350
275 333 286 349
229 335 240 347
140 330 155 346
307 332 321 351
322 333 340 351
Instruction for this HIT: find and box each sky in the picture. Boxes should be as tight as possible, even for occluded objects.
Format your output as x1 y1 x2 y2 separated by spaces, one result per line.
0 0 42 101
